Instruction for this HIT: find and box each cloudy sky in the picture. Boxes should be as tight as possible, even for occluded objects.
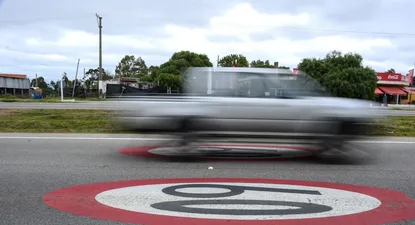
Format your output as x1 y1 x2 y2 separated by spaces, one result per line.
1 0 414 82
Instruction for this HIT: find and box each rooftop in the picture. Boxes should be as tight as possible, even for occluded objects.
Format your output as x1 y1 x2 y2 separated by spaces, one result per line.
0 73 28 79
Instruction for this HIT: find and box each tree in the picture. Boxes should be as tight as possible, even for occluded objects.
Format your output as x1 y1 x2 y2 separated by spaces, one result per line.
141 65 160 83
115 55 148 77
104 69 114 79
386 68 395 73
82 67 113 89
297 50 378 100
148 65 160 75
155 51 213 90
218 54 249 67
250 59 290 69
250 59 274 68
84 68 98 90
50 81 58 91
30 76 48 89
30 76 55 96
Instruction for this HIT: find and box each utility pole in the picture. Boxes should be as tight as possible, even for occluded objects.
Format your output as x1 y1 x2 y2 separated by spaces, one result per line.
35 73 38 87
72 58 80 98
96 13 103 96
61 72 66 102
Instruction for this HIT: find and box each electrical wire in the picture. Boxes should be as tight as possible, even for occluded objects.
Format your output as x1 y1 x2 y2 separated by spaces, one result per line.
0 15 414 38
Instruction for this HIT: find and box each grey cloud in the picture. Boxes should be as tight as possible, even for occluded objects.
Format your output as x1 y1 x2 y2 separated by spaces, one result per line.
316 0 414 34
246 0 326 14
1 0 415 79
355 35 415 65
249 32 276 42
0 0 233 34
250 30 323 42
247 0 414 34
320 0 382 23
206 35 245 43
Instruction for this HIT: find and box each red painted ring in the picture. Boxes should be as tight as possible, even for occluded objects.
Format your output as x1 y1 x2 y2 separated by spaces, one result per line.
43 178 415 225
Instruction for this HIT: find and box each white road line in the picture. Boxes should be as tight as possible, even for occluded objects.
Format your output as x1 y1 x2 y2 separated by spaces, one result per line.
0 136 177 141
352 140 415 144
0 136 415 144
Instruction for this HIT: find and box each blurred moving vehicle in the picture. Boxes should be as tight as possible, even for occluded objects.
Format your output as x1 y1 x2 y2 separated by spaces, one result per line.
114 67 379 155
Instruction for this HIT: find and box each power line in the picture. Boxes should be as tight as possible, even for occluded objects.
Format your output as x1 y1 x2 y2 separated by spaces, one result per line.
237 26 415 38
1 16 415 38
0 15 92 25
197 23 415 38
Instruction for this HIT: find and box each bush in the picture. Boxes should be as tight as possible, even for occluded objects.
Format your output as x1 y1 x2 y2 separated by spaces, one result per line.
0 94 16 99
1 99 17 102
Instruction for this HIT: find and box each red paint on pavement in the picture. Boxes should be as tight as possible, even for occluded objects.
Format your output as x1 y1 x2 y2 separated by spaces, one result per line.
43 178 415 225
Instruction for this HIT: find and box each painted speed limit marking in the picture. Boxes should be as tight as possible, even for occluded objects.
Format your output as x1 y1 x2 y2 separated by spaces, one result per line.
43 178 415 225
118 144 316 161
95 182 380 219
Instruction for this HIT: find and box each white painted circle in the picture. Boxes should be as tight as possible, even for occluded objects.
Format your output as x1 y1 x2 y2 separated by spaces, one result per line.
148 145 314 159
95 182 381 220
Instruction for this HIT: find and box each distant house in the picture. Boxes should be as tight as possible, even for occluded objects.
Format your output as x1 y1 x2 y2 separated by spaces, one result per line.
99 77 154 95
0 73 31 96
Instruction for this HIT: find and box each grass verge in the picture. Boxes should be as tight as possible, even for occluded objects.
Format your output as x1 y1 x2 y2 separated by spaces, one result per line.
0 94 106 102
0 109 124 133
388 107 415 111
0 109 414 136
372 116 415 136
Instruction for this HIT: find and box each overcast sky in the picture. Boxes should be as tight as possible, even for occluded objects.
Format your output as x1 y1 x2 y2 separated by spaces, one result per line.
1 0 414 82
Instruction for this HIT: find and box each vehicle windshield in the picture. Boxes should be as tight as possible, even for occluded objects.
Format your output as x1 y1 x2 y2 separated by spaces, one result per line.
183 67 329 98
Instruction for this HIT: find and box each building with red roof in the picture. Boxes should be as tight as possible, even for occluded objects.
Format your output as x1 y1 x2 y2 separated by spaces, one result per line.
375 69 414 104
0 73 31 96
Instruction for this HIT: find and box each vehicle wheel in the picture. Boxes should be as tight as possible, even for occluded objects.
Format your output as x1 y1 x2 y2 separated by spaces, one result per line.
177 116 198 146
313 139 371 164
169 117 203 161
314 138 347 156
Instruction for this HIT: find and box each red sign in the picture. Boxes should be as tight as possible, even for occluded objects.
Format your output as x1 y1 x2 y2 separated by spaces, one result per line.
376 72 410 82
409 69 414 84
293 68 299 75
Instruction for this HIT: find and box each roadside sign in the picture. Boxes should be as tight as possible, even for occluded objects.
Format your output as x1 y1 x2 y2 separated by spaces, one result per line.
43 178 415 225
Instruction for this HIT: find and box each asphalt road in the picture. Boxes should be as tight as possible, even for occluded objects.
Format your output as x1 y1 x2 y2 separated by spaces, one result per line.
0 133 415 225
2 101 415 116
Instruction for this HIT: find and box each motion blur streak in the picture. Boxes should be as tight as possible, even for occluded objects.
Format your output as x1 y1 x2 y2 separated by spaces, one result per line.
113 67 381 157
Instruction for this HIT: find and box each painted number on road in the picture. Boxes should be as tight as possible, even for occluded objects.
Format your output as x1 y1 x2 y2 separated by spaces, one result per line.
95 182 379 220
43 178 415 225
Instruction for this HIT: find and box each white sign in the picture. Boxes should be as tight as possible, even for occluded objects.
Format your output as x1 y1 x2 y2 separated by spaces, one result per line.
95 182 381 220
387 74 399 80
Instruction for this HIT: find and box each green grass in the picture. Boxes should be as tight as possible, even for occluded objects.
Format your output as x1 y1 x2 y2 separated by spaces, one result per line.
0 109 124 133
388 107 415 111
0 109 414 136
0 94 106 102
372 116 415 136
1 98 62 103
0 98 107 103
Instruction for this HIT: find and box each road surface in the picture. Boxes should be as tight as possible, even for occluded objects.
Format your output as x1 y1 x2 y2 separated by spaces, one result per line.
0 133 414 225
1 101 415 116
